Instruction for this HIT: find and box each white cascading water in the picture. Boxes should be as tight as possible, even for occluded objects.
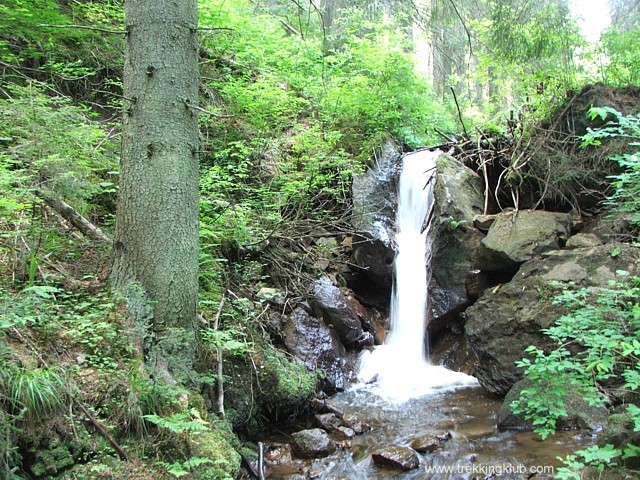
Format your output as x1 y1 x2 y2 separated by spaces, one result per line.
358 149 477 403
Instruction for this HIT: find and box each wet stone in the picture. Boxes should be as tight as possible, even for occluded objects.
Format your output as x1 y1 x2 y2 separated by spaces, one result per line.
264 443 293 465
314 413 341 432
335 426 355 440
435 431 452 441
343 414 371 435
291 428 337 459
410 435 442 453
372 445 419 471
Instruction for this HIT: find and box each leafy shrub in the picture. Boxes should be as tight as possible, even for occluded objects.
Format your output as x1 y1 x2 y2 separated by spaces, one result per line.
514 108 640 476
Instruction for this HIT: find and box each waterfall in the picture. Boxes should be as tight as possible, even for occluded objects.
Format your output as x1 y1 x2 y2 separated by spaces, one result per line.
358 149 476 403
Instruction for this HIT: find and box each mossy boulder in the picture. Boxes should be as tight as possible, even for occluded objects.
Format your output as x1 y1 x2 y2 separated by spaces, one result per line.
224 340 320 429
597 412 640 470
498 377 608 432
192 417 242 479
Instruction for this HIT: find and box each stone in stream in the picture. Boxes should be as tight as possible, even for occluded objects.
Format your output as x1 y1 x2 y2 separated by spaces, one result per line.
409 436 441 454
290 428 337 459
335 426 355 440
371 445 419 471
342 413 371 434
313 413 341 432
264 443 293 465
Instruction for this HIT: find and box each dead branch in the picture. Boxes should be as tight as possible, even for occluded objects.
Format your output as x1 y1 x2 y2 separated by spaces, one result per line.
38 192 111 245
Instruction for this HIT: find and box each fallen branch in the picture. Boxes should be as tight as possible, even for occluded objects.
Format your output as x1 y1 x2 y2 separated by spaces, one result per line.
37 24 126 35
38 192 112 245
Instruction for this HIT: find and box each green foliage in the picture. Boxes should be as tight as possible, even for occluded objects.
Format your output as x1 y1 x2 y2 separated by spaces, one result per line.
556 444 623 479
600 27 640 86
582 107 640 228
0 364 67 422
145 408 240 480
513 276 640 473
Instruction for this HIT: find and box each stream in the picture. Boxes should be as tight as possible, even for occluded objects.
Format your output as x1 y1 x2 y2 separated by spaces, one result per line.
259 150 595 479
262 383 595 479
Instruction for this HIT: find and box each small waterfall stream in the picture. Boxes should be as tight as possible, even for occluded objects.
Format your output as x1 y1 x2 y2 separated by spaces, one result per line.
259 149 594 479
358 149 476 403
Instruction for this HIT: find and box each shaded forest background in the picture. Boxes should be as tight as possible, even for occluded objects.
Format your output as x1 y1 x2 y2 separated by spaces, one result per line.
1 0 640 478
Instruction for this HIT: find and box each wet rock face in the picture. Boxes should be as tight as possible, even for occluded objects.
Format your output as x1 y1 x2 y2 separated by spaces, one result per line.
474 210 572 272
291 428 337 458
311 276 366 346
350 141 401 297
429 154 486 329
371 445 419 471
283 307 348 391
464 244 638 396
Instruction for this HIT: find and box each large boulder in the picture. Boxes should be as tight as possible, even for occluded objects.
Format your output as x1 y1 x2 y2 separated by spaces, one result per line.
311 276 366 346
464 244 639 396
474 210 572 272
428 153 486 331
350 141 401 293
283 307 349 391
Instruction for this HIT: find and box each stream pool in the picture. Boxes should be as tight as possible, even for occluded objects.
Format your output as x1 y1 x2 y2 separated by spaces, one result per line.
261 384 595 479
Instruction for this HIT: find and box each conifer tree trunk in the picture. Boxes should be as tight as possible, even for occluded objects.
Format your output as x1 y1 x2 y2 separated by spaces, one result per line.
112 0 200 382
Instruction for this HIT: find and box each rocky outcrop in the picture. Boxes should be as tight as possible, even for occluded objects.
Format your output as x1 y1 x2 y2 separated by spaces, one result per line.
283 307 349 391
474 210 572 272
350 141 401 299
311 276 367 346
429 153 486 332
464 244 638 396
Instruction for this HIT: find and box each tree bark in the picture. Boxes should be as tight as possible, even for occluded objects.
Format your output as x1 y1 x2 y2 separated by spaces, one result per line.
111 0 200 382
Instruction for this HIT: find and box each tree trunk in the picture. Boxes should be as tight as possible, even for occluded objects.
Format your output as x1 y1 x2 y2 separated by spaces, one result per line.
111 0 200 382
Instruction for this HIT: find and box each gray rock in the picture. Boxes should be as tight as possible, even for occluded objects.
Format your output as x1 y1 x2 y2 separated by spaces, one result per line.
314 413 341 432
566 232 602 248
409 435 444 453
311 276 365 346
464 244 639 396
474 214 498 231
342 414 371 435
351 141 401 289
291 428 337 459
474 210 572 272
429 154 486 329
372 446 419 471
498 377 608 432
335 426 355 440
283 307 348 391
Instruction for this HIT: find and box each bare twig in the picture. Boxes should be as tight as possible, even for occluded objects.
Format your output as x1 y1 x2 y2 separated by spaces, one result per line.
37 24 126 35
212 295 226 419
